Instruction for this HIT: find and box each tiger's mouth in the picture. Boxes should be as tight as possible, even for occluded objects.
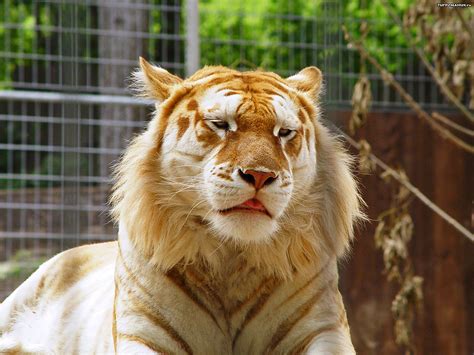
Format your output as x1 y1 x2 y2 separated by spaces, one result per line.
218 198 271 218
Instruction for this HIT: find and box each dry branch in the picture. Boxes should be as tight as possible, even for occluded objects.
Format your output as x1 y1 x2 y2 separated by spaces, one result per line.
342 26 474 154
374 168 423 351
454 7 473 39
432 112 474 137
349 76 372 135
333 125 474 243
380 0 474 124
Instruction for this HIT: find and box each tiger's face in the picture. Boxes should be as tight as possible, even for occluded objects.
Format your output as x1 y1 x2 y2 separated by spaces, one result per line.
135 59 323 244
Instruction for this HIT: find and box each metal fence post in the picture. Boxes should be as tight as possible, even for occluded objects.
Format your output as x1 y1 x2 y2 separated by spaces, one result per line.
186 0 200 77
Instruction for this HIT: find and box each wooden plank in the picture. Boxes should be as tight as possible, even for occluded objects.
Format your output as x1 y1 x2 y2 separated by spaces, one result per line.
336 110 473 354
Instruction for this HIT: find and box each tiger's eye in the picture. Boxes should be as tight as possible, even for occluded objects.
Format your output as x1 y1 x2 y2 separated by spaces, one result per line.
212 121 230 130
278 128 293 137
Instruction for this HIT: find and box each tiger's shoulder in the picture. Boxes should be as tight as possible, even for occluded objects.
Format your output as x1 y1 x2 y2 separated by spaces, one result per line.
0 242 118 353
25 241 116 298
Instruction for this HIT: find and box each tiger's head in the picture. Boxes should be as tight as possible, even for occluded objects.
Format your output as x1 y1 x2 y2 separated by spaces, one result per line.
112 58 363 277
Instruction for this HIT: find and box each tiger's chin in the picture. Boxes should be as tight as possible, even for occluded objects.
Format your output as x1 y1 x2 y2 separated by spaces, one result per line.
208 210 280 244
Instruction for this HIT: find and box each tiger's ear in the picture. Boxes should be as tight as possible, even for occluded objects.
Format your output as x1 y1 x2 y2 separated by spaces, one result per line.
132 57 183 102
286 67 323 102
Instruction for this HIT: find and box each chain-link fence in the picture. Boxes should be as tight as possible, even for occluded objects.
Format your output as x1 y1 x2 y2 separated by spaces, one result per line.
0 0 451 297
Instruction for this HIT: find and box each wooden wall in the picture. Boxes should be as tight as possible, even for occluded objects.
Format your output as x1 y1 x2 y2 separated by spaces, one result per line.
332 111 473 355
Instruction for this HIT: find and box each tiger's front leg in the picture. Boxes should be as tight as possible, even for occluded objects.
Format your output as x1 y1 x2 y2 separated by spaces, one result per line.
292 292 356 355
273 301 356 355
300 290 355 354
304 331 356 355
300 309 356 355
283 290 356 355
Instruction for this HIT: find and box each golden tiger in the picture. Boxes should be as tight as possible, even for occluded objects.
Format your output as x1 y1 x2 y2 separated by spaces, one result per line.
0 58 363 354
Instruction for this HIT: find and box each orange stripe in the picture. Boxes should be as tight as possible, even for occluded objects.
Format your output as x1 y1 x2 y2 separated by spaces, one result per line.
275 262 330 312
288 332 315 355
261 87 285 98
166 268 225 334
223 90 241 96
201 74 242 88
235 100 246 115
242 72 290 91
124 286 193 355
184 267 226 311
118 333 173 354
265 286 328 352
33 274 47 302
118 247 223 342
184 268 230 333
228 277 274 316
117 247 193 353
288 324 340 355
295 94 316 120
232 278 280 349
156 86 192 150
117 246 155 300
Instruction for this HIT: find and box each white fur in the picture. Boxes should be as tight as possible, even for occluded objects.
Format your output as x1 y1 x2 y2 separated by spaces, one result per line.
271 94 301 133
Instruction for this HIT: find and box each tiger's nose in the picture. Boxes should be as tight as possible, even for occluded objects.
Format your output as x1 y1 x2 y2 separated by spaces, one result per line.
238 169 277 189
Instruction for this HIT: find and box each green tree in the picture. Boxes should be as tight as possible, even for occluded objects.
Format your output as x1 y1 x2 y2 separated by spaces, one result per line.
0 1 41 88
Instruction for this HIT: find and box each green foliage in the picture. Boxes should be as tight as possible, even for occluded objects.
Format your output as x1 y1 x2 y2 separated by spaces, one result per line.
197 0 413 77
0 1 56 88
0 1 37 88
343 0 411 72
148 5 163 63
199 0 327 74
0 0 414 88
0 0 414 85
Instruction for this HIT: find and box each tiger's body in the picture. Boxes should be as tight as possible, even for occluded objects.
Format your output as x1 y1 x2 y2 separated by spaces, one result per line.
0 243 116 354
0 60 362 354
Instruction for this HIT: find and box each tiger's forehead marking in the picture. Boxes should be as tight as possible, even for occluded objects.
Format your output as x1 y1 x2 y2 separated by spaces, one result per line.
271 95 300 130
194 82 302 133
199 87 243 122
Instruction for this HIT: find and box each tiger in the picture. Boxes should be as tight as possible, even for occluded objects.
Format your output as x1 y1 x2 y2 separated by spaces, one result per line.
0 58 363 354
